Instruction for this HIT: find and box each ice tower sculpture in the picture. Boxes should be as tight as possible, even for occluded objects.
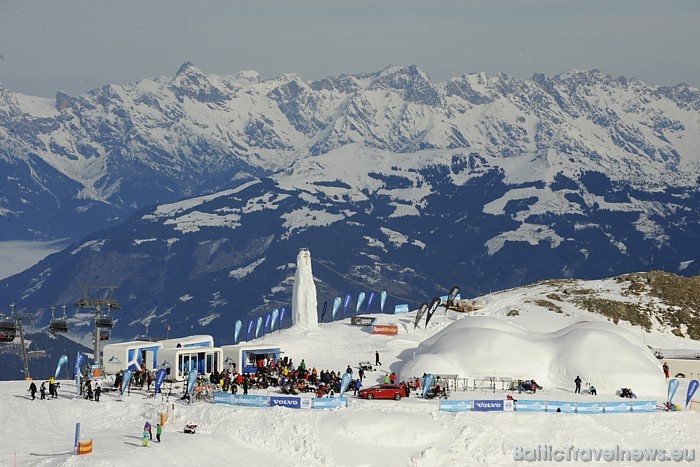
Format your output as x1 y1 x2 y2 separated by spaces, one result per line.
292 248 319 329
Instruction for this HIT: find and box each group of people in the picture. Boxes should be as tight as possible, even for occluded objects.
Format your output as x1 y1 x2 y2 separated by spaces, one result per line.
27 378 60 400
142 421 162 447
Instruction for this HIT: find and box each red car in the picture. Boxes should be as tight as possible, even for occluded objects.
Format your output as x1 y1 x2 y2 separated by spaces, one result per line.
359 384 404 400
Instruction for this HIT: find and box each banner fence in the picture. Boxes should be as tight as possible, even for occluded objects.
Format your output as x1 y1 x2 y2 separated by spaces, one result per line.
439 399 657 413
213 392 347 410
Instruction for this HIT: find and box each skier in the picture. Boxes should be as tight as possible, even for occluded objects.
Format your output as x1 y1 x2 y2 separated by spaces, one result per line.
95 385 102 402
574 376 582 394
662 362 670 379
375 351 381 366
156 423 162 443
40 382 46 400
28 381 37 400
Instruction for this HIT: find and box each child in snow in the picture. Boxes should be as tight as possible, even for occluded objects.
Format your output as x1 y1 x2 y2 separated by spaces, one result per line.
142 428 149 447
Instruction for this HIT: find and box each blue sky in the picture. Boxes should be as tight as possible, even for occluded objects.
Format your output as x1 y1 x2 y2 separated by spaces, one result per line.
0 0 698 97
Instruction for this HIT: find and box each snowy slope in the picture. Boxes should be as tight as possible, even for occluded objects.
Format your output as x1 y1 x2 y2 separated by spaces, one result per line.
2 297 699 466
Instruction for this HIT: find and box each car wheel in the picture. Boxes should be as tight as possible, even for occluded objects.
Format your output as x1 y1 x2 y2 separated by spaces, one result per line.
394 393 402 401
367 394 374 400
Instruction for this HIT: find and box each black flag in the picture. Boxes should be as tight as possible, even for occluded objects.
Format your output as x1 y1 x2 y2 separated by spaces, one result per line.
425 297 441 328
446 286 460 308
414 303 428 329
320 301 328 322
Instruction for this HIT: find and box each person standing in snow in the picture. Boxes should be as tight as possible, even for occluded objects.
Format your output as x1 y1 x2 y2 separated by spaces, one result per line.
142 428 149 447
383 374 390 384
243 376 249 396
28 381 37 400
156 423 162 443
346 365 353 376
95 385 102 402
40 382 46 400
375 351 381 366
358 368 365 381
574 376 582 394
662 362 670 378
389 372 397 384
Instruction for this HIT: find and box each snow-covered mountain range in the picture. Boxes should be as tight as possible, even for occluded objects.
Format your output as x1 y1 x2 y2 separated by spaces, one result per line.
0 64 698 339
1 63 698 240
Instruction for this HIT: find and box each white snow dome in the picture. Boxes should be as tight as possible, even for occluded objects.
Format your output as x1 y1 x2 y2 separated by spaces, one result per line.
400 317 665 396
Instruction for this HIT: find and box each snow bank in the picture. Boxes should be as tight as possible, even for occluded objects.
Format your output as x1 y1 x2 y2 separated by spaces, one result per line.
401 317 665 396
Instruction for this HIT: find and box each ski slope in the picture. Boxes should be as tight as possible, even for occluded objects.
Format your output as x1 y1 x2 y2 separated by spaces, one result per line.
2 278 700 466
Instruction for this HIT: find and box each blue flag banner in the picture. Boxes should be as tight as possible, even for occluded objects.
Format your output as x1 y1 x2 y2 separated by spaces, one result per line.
366 292 376 313
332 297 342 320
255 316 263 339
380 291 387 313
342 293 352 317
422 374 435 399
121 369 133 397
668 378 679 404
686 379 699 409
246 319 254 342
263 314 271 335
271 309 279 332
187 369 199 394
154 368 167 395
339 372 353 398
54 355 68 380
356 292 366 315
234 320 243 345
73 352 85 378
279 307 287 331
320 301 328 323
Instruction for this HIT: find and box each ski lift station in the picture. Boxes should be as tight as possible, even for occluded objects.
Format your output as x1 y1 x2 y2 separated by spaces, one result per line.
221 344 282 374
103 336 281 381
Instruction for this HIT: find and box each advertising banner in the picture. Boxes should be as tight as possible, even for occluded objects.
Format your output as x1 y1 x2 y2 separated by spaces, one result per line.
685 380 698 409
366 292 376 313
439 400 472 412
356 292 366 315
631 400 657 413
371 325 398 336
394 304 409 315
351 316 376 326
54 355 68 380
269 396 312 409
575 402 604 414
473 400 504 412
380 291 387 313
514 400 547 412
153 368 167 395
213 393 269 407
604 401 631 413
270 309 279 332
547 401 576 413
342 294 352 317
234 320 243 344
668 378 679 404
332 297 342 321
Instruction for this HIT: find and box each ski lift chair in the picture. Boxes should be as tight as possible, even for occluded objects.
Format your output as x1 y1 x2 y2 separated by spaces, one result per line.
48 306 69 334
99 329 110 341
0 318 16 342
96 317 114 329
